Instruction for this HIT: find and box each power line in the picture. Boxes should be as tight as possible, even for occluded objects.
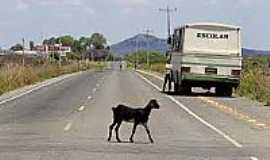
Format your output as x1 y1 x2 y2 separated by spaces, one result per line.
143 28 153 67
159 6 177 38
22 38 25 67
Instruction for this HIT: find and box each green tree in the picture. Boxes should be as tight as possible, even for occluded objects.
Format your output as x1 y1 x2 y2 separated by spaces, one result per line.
125 50 166 65
56 35 74 46
10 43 23 51
72 40 83 53
79 36 92 50
43 37 56 45
90 33 107 49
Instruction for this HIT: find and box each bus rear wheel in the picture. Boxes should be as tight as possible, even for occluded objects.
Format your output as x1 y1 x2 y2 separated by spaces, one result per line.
216 86 233 97
174 83 191 95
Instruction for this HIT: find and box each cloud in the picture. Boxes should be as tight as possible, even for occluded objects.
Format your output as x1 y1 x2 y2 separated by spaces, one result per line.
114 0 149 8
84 7 95 15
16 0 29 9
113 0 149 14
16 0 84 9
236 0 264 7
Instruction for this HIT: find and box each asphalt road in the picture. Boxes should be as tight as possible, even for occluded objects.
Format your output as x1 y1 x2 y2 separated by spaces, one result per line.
0 62 269 160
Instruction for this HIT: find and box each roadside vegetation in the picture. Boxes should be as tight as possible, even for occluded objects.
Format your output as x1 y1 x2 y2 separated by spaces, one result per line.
125 52 270 105
0 61 104 95
124 50 166 73
237 56 270 105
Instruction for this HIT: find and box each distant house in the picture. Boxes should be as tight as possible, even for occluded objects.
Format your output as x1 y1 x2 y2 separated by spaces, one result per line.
85 49 109 61
34 44 71 57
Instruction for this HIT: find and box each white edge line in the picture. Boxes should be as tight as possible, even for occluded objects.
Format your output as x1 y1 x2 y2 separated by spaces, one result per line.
137 70 164 81
136 72 243 148
0 72 81 106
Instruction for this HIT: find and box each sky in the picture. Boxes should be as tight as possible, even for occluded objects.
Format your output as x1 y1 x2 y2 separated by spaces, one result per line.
0 0 269 50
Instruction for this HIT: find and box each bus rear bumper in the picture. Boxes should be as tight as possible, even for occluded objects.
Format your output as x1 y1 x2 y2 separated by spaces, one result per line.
181 73 240 87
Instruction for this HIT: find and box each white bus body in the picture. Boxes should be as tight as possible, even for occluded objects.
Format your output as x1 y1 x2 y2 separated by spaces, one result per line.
168 22 242 96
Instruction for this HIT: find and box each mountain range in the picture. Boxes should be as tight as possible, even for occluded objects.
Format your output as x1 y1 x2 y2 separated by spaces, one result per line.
110 34 270 57
110 34 167 56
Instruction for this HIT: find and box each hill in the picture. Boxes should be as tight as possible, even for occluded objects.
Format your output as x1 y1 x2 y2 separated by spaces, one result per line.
110 34 270 57
110 34 167 56
242 48 270 56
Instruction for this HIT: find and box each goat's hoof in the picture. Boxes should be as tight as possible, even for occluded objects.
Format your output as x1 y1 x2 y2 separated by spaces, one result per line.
150 140 154 144
129 139 134 143
107 138 111 142
117 139 122 143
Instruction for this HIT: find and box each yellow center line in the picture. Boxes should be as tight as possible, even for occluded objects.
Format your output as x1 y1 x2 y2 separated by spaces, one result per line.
198 96 269 129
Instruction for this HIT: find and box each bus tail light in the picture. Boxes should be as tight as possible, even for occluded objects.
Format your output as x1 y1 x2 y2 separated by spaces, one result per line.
181 67 191 73
232 70 241 76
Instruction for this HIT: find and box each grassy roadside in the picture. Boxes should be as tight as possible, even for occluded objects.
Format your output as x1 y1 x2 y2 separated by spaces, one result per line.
0 62 105 95
236 57 270 105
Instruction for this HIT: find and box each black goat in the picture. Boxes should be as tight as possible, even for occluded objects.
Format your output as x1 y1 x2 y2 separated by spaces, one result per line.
107 99 160 143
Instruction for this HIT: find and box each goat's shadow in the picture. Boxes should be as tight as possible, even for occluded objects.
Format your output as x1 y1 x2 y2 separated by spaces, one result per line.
108 140 151 145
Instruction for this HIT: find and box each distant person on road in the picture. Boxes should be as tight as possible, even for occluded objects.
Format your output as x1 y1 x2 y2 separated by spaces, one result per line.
162 64 172 92
134 63 137 70
120 63 123 71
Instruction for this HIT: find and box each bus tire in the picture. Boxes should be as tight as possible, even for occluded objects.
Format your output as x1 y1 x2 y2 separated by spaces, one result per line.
224 86 233 97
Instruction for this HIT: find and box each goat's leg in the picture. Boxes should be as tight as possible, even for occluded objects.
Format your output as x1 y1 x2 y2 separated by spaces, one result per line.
143 123 154 143
107 121 116 142
115 122 122 143
129 123 138 143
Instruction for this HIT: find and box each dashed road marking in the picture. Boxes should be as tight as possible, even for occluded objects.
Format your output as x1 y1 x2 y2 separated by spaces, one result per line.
136 72 243 148
78 106 85 112
64 122 73 131
256 123 266 127
248 119 257 123
88 96 92 100
250 156 259 160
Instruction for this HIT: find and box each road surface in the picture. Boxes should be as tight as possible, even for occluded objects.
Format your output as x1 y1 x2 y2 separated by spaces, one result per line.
0 62 269 160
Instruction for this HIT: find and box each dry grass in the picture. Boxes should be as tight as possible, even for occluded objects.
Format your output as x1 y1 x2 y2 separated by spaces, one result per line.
236 57 270 105
0 62 104 95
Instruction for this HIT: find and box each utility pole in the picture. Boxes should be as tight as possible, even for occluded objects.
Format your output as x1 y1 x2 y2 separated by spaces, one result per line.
143 28 153 68
134 36 138 70
58 40 62 67
159 6 177 38
22 38 25 67
52 43 55 64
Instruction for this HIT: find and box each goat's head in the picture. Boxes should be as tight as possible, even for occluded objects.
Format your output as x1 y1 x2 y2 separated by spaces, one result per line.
148 99 160 109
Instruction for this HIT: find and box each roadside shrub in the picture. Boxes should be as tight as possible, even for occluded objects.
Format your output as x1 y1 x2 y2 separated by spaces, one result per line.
236 57 270 105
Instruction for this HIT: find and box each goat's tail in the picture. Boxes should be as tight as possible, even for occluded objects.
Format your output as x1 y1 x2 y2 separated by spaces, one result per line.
112 107 116 112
